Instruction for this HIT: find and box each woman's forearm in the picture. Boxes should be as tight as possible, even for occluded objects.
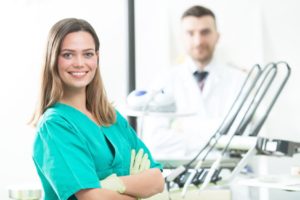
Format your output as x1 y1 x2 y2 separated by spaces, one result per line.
120 168 165 198
76 188 137 200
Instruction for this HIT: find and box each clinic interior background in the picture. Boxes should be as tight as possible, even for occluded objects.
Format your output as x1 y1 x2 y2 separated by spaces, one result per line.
0 0 299 199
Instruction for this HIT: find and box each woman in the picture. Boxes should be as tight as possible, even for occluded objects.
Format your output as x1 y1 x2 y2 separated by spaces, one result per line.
31 18 164 200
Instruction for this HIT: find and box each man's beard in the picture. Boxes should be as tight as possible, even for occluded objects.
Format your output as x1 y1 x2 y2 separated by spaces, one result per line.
191 46 214 65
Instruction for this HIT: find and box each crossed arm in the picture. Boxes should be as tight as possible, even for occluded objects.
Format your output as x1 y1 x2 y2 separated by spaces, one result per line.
75 168 164 200
76 188 136 200
76 149 164 200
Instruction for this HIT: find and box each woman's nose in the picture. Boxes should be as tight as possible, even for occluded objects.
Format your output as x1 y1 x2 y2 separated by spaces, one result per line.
73 56 84 67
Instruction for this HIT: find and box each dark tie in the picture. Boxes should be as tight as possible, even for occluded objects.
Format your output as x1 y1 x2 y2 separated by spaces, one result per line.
193 71 209 91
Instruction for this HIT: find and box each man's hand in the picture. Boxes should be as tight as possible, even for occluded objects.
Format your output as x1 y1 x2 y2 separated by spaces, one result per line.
100 173 126 193
130 149 150 175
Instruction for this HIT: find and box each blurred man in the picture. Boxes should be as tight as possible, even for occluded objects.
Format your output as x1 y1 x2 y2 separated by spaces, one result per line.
143 5 246 159
139 6 255 200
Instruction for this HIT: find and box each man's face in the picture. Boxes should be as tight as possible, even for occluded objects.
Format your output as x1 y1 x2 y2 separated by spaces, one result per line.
181 15 219 66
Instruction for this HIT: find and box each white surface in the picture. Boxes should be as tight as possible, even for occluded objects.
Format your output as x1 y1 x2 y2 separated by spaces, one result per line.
215 136 257 151
119 105 197 118
238 174 300 191
144 187 231 200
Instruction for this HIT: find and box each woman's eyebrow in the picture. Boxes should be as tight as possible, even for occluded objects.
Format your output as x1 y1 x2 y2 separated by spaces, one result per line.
60 48 95 52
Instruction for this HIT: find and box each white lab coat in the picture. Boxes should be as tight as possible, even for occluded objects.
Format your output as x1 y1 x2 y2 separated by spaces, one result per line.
142 57 247 159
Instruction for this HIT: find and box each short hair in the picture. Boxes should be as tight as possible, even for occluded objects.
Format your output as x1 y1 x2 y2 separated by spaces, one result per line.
181 5 216 20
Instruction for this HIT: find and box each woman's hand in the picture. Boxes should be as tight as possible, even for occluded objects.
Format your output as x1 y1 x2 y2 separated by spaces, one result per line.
100 173 126 193
130 149 151 175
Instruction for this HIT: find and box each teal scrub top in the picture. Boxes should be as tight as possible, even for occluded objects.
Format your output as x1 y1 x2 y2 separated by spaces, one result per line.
33 103 162 200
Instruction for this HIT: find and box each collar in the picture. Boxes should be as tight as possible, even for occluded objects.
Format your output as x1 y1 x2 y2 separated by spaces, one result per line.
186 56 216 74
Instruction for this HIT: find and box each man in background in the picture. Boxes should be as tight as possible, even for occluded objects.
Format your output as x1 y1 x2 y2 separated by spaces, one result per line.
143 5 247 159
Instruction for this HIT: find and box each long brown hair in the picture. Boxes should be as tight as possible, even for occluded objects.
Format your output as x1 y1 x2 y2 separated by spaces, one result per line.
31 18 116 126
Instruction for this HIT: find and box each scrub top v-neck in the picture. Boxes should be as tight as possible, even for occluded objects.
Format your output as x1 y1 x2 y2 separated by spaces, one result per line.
33 103 162 200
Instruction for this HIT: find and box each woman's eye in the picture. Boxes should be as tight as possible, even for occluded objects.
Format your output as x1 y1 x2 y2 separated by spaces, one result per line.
62 53 72 59
85 52 94 58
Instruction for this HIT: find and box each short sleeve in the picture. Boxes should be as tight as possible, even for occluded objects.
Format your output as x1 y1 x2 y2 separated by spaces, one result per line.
116 111 163 171
33 118 100 200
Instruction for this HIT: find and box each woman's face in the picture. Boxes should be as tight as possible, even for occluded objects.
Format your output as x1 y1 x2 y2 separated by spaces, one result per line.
58 31 98 92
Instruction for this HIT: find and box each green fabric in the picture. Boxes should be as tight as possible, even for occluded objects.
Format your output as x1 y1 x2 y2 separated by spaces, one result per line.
33 103 162 200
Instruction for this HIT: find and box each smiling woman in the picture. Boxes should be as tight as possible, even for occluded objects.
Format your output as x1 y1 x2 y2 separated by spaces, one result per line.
30 18 164 200
0 1 129 199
